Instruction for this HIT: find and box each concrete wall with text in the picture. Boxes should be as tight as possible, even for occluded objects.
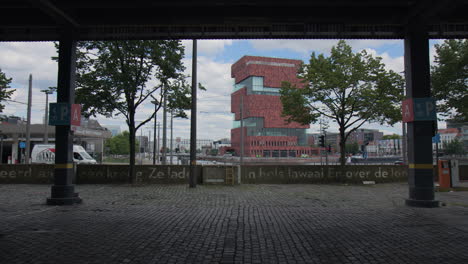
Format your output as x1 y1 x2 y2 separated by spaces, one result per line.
0 164 53 183
77 165 202 184
241 165 407 184
0 164 407 184
0 165 202 184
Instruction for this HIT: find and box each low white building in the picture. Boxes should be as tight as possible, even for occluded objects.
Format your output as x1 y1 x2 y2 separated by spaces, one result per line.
438 128 461 145
376 139 402 156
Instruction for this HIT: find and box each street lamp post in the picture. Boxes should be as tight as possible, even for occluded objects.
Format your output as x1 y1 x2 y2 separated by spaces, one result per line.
162 92 167 165
151 97 159 165
140 128 143 165
41 87 55 144
157 122 160 163
148 128 151 161
0 130 4 164
25 74 32 164
170 110 173 165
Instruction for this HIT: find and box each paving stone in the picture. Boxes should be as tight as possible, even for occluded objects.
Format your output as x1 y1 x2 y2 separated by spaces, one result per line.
0 183 467 263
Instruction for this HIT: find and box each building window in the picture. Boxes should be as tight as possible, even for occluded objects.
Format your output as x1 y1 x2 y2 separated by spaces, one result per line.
252 76 263 92
233 76 281 95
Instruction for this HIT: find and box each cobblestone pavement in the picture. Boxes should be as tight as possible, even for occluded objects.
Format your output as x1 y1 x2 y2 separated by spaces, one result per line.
1 183 467 264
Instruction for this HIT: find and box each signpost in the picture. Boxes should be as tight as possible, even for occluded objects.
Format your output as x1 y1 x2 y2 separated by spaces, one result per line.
403 97 438 160
71 104 81 126
49 103 81 126
402 98 437 123
433 133 441 167
49 103 70 125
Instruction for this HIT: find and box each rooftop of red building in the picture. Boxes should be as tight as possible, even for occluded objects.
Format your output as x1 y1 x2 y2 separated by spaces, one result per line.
439 128 460 134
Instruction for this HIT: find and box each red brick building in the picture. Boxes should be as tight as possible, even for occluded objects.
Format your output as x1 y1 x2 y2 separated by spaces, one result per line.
231 56 320 157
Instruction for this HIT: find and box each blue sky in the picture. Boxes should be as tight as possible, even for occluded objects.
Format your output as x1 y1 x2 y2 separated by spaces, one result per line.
0 39 445 140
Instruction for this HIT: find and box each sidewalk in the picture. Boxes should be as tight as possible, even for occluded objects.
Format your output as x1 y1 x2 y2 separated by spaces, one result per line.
1 183 467 264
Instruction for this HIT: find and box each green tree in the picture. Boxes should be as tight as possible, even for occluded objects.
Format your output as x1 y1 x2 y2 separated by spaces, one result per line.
0 68 15 112
431 39 468 122
345 141 359 154
382 134 401 140
280 40 404 165
68 40 197 182
105 131 139 155
443 138 466 155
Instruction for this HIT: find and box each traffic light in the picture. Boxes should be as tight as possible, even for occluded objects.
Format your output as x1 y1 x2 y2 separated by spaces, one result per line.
319 135 325 147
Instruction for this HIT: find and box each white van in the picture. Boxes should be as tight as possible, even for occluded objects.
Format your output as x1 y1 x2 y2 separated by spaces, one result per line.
31 144 97 164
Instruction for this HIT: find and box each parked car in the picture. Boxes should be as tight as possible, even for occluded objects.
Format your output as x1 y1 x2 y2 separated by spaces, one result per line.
394 160 405 165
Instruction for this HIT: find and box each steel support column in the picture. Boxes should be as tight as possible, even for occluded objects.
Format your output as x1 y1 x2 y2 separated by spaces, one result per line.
404 22 438 207
47 33 81 205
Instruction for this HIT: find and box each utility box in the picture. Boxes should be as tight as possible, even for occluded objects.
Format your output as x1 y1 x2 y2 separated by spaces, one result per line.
449 159 468 188
438 160 451 188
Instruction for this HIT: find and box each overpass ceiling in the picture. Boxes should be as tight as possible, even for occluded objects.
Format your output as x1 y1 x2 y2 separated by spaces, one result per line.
1 0 468 41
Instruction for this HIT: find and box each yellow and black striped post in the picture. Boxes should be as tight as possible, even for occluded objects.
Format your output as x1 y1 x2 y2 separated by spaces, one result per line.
47 33 82 205
403 22 439 207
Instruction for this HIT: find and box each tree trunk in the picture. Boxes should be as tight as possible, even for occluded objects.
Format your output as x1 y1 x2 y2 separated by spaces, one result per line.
128 115 136 184
339 127 346 166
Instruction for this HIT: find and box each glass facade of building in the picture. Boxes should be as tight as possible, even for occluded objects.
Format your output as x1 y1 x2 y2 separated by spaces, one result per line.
233 76 281 96
233 117 307 146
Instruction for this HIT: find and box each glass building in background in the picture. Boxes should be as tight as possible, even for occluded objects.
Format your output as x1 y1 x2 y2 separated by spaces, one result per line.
230 56 320 157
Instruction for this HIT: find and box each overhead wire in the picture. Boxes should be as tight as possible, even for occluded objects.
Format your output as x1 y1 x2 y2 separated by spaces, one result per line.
4 99 45 106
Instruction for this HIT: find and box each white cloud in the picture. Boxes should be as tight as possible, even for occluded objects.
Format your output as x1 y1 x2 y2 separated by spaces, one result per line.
362 48 404 73
0 42 57 85
429 39 444 66
175 55 233 140
249 39 401 55
182 39 234 57
0 42 58 125
250 39 406 74
378 52 404 74
117 55 234 141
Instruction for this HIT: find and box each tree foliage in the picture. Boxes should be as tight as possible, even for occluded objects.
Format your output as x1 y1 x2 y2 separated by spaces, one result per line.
0 68 15 112
105 131 138 155
65 40 197 182
74 40 189 119
382 134 401 140
280 40 404 165
345 141 360 154
431 39 468 122
443 138 466 155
